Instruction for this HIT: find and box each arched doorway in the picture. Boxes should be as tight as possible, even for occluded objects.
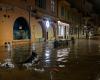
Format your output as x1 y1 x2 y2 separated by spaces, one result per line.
39 20 56 41
13 17 31 40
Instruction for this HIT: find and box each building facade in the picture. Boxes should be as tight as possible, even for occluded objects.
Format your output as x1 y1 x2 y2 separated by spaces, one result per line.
0 0 58 46
57 0 70 40
0 0 86 46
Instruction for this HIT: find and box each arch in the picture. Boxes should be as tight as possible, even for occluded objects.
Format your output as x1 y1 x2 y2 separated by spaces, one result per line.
13 17 31 40
38 20 56 41
38 21 46 41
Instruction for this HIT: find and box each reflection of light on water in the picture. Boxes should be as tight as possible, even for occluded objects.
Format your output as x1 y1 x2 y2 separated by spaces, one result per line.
45 59 51 62
32 43 36 51
45 49 51 60
57 48 70 67
1 58 14 68
57 57 65 61
45 48 51 61
57 48 70 58
23 57 40 70
62 60 68 62
45 53 50 57
34 68 45 72
59 65 65 67
57 48 70 62
43 47 52 67
1 43 13 69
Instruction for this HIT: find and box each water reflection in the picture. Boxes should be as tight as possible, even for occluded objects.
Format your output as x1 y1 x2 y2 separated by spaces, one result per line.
57 48 70 63
12 46 31 64
0 40 100 80
45 48 51 60
43 46 52 67
34 68 45 72
1 58 14 69
0 44 14 69
1 45 42 70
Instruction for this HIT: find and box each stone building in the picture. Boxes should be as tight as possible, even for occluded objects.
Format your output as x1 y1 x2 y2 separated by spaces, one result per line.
0 0 85 46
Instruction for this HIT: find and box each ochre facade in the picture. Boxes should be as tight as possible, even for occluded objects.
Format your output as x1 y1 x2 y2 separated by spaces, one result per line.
0 0 93 46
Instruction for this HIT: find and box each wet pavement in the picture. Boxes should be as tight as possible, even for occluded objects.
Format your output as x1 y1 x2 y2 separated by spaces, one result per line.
0 39 100 80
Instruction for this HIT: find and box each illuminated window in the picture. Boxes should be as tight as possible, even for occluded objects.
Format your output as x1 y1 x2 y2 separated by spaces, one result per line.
61 26 64 36
58 26 61 36
51 0 55 13
58 26 64 36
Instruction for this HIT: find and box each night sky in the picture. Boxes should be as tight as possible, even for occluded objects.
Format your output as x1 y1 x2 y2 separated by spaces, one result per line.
86 0 100 14
67 0 100 15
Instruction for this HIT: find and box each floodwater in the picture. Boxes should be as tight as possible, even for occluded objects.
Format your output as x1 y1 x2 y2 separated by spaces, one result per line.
0 39 100 80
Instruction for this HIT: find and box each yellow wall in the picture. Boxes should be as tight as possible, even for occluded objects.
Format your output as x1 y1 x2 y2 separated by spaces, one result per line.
48 26 54 40
0 5 43 46
31 18 42 42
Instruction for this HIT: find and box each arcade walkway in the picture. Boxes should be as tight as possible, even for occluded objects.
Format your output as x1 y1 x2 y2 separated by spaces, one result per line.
0 39 100 80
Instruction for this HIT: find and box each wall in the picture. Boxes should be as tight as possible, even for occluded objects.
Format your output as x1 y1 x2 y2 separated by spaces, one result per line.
0 3 43 46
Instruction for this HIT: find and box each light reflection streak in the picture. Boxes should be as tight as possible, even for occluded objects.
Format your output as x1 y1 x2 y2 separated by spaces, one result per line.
57 48 70 67
1 58 15 69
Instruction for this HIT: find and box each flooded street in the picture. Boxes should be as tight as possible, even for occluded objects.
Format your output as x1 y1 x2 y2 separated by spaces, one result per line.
0 39 100 80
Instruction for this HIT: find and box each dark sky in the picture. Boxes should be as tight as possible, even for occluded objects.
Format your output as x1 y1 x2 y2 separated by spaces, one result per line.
87 0 100 14
67 0 100 15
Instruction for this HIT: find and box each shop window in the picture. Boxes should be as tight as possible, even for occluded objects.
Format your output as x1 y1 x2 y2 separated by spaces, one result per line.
58 26 64 36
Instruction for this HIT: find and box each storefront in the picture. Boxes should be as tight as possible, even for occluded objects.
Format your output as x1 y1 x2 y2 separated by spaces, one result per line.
57 21 70 40
0 3 57 46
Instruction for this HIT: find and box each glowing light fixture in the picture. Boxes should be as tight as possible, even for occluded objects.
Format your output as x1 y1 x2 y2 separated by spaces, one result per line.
19 26 22 30
46 20 50 29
